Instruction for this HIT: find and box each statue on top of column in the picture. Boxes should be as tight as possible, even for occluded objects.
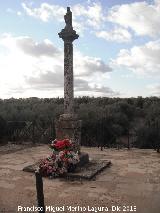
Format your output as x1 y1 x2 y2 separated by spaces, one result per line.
64 7 72 31
58 7 79 42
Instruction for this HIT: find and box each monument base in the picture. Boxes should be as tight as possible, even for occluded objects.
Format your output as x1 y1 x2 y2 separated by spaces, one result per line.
54 113 90 169
77 152 89 167
23 159 111 180
55 114 82 153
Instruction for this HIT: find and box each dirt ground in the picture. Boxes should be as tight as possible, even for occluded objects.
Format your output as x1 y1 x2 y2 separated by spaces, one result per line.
0 144 160 213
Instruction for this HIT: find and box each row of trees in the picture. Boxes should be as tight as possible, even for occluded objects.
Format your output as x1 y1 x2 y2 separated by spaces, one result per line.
0 96 160 150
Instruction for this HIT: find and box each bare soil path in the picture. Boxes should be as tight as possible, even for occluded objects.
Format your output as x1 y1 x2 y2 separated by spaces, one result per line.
0 145 160 213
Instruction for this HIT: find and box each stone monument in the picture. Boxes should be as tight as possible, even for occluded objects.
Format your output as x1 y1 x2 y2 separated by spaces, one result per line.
23 7 111 179
55 7 89 165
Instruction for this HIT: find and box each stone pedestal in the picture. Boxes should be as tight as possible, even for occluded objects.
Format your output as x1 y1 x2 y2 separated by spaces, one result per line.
55 114 81 153
55 114 89 164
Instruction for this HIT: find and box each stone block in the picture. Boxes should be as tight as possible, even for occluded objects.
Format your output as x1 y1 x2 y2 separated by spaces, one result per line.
55 114 82 152
77 152 89 167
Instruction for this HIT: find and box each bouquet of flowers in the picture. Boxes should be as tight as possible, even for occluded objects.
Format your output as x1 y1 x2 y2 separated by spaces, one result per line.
39 139 79 177
50 139 73 151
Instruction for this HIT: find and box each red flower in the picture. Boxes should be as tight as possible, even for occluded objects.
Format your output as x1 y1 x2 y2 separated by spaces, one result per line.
53 139 72 150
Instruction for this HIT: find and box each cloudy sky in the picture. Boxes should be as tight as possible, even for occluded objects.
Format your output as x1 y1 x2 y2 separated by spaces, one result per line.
0 0 160 98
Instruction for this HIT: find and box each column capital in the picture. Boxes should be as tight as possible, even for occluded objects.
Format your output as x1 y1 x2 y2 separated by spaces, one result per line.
58 7 79 42
58 30 79 42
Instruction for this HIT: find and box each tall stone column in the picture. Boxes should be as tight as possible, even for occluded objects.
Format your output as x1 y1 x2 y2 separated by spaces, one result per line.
55 7 81 152
55 7 89 165
58 7 78 115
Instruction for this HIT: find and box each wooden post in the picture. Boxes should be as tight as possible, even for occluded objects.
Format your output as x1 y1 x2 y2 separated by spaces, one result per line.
35 171 45 213
32 121 35 144
127 129 130 150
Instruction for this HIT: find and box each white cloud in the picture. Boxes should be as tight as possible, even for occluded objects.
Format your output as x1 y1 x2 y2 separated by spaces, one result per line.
22 2 105 34
25 69 63 89
21 0 160 41
74 51 112 77
107 1 160 38
147 83 160 96
22 2 65 22
155 0 160 7
72 2 104 29
0 34 63 98
75 81 119 97
25 73 118 97
17 11 22 16
0 34 115 98
96 27 132 43
16 37 60 57
112 39 160 76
